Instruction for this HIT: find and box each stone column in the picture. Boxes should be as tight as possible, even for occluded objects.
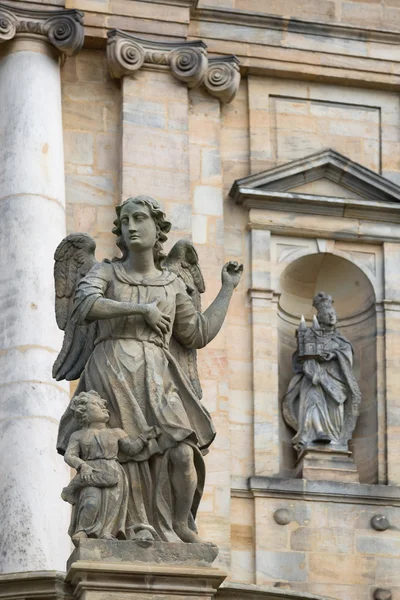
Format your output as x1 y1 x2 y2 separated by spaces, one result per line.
0 4 84 573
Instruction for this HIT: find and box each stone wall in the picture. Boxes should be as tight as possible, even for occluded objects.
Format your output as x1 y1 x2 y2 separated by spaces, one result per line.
1 0 398 595
59 2 400 589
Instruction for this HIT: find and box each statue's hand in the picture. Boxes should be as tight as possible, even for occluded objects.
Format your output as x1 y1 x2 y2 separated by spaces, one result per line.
80 463 94 483
140 426 162 443
320 351 335 361
222 261 243 289
312 373 320 386
141 299 171 337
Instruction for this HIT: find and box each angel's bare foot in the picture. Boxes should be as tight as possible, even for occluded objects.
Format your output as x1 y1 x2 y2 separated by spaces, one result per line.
72 530 88 540
174 522 202 544
135 528 154 548
102 533 116 540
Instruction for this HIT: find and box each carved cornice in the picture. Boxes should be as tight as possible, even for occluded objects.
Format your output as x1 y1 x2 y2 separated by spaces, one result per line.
204 55 240 104
0 3 84 56
107 29 240 102
194 6 400 46
107 29 207 88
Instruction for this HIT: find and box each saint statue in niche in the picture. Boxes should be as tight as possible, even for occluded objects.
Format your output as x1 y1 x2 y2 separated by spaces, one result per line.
54 195 243 545
282 292 361 452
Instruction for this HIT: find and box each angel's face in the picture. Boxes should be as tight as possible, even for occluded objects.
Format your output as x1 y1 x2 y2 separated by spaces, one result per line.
120 201 157 252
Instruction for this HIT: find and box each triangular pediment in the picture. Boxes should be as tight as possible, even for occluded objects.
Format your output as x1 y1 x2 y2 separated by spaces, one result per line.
230 149 400 208
288 179 367 201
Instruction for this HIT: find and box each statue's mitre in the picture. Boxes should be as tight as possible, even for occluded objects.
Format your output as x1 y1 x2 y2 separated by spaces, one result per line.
312 291 333 311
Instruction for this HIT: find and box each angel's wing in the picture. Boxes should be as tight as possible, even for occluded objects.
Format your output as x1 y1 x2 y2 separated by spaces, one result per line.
163 239 205 311
53 233 98 381
163 239 205 398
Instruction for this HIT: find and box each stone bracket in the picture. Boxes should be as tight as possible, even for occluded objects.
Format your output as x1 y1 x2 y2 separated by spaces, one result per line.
107 29 241 102
0 2 84 56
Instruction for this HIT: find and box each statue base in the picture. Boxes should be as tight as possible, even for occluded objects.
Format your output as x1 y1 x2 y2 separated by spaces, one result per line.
66 539 227 599
294 445 359 483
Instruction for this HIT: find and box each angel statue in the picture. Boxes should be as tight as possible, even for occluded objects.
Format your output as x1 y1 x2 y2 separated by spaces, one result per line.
282 292 361 453
54 195 243 545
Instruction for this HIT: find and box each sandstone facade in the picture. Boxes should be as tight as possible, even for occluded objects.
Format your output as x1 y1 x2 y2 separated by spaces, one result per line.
1 0 400 599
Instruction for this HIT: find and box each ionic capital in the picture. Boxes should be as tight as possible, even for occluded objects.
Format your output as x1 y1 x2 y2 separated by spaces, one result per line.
0 3 84 56
204 56 241 104
107 29 208 89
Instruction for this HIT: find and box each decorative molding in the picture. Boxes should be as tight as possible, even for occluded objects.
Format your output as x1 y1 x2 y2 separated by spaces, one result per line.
383 299 400 312
247 477 400 506
0 571 71 600
107 29 208 88
219 582 330 600
193 6 400 46
204 55 240 104
0 3 84 56
107 29 241 103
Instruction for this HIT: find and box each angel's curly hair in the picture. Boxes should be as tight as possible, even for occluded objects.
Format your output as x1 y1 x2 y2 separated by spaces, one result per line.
112 196 171 268
70 390 109 427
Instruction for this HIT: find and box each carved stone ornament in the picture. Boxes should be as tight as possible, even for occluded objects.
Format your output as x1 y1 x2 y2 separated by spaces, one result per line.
107 29 208 88
204 56 241 103
0 2 84 56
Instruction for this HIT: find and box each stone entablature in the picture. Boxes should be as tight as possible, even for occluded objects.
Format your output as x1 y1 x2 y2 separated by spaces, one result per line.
107 29 240 103
0 3 84 56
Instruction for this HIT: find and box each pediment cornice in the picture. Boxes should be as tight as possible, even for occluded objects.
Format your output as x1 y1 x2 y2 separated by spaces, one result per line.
230 149 400 224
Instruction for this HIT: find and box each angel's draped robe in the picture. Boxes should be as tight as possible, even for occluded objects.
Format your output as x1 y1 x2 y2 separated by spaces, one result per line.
282 331 361 450
57 261 216 542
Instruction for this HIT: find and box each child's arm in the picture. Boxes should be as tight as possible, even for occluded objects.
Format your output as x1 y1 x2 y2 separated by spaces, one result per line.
64 432 85 470
118 427 161 457
64 432 93 481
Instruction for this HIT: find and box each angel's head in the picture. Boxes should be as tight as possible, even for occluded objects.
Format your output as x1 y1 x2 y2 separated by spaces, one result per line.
113 196 171 268
70 390 110 427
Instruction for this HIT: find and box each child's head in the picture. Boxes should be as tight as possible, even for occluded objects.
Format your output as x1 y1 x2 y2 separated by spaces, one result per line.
70 390 109 427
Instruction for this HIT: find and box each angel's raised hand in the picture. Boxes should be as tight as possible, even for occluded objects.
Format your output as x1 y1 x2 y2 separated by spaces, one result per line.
141 299 171 338
221 261 243 289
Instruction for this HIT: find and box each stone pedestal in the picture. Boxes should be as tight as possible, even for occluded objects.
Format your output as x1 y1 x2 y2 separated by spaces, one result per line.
294 446 360 483
66 540 226 599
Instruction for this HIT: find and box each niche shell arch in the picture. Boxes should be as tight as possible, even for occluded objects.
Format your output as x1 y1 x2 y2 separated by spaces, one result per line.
278 253 377 483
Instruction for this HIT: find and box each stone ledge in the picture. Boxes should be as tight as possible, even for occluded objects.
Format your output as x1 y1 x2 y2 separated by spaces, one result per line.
67 539 219 570
246 477 400 506
193 6 400 45
219 582 335 600
0 571 70 600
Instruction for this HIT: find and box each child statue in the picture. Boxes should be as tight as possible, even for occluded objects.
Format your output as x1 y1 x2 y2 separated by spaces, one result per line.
62 390 159 541
282 292 361 452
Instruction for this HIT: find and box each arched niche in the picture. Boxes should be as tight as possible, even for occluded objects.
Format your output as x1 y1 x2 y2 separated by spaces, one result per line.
278 253 378 483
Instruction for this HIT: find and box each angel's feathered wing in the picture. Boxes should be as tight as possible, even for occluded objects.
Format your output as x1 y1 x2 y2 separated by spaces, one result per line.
163 239 205 399
53 233 98 381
